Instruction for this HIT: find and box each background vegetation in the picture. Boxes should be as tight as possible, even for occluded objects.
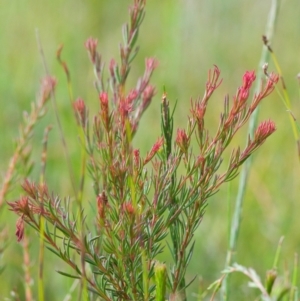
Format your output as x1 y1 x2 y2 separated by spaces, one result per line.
1 0 300 299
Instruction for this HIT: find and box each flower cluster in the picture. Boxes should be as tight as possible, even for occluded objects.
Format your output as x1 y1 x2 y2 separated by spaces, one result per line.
8 63 278 300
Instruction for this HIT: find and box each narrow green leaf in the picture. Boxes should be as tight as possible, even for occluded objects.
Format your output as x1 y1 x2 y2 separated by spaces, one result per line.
56 270 81 279
45 246 60 257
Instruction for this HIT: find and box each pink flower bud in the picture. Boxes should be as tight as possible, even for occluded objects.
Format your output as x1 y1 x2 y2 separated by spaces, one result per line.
133 149 140 166
41 76 57 102
145 58 159 72
127 89 138 104
85 37 98 64
99 92 109 107
73 98 86 126
123 202 135 216
176 129 189 154
144 137 164 165
239 70 256 102
142 85 156 107
109 59 117 77
16 217 25 242
254 120 276 143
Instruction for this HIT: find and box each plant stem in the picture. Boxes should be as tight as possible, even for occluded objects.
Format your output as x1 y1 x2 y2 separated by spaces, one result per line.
23 235 33 301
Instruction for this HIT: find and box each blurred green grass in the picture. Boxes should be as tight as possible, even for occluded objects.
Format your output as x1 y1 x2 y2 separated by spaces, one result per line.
1 0 300 300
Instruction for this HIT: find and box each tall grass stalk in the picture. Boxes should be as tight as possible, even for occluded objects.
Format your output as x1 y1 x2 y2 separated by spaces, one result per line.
36 30 78 195
38 126 51 301
23 235 33 301
37 31 90 301
290 253 298 301
222 0 280 299
57 46 90 301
